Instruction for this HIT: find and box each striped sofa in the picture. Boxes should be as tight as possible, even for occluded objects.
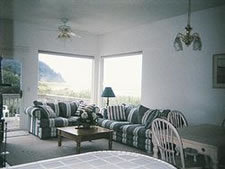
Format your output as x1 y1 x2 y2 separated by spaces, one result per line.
25 100 84 139
97 104 170 153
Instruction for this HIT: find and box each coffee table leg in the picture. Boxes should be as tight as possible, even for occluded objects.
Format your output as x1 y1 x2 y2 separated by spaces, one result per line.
108 133 112 150
76 141 81 154
58 130 62 147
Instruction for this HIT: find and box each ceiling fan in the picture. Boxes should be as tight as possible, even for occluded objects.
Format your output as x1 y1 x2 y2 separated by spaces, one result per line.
57 18 81 40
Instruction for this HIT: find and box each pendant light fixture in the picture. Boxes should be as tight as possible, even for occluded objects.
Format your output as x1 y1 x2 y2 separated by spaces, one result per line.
173 0 202 51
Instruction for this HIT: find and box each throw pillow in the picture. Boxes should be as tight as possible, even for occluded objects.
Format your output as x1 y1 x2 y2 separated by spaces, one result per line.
141 109 153 125
127 107 139 124
58 102 78 118
107 105 126 121
38 105 57 118
144 109 159 128
124 104 136 120
46 102 60 117
137 104 150 124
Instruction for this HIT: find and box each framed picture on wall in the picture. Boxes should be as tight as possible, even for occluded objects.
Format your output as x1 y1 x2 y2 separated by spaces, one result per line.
213 53 225 88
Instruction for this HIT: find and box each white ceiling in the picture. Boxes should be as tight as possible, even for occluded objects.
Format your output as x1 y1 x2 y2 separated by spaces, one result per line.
1 0 225 35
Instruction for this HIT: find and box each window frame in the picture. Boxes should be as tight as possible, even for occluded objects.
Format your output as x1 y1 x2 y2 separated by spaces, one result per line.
99 51 143 106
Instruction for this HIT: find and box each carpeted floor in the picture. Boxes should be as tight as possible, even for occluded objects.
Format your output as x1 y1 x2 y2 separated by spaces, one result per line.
6 131 149 166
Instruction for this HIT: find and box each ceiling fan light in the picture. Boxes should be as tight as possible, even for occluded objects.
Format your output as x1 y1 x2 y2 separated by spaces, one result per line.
57 18 80 40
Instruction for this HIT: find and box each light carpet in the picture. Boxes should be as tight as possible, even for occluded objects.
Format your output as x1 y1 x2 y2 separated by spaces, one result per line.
6 132 149 166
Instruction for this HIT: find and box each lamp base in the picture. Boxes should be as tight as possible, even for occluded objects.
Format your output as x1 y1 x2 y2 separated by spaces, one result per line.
106 97 109 106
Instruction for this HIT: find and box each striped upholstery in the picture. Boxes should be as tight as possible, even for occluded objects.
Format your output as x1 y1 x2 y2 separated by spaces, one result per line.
107 105 126 121
39 116 80 128
46 103 60 117
127 107 139 124
97 118 130 131
97 118 153 153
37 105 57 118
27 101 83 139
144 110 159 128
97 104 172 153
38 128 57 139
58 102 78 117
141 110 153 125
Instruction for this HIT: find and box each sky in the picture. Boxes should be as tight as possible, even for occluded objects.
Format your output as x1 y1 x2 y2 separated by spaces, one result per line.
39 53 142 97
104 54 142 96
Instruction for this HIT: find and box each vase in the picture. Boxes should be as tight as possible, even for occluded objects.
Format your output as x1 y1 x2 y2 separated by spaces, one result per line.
82 123 90 129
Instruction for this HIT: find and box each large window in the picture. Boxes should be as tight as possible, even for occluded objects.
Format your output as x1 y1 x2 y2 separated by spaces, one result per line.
102 53 142 105
38 52 93 103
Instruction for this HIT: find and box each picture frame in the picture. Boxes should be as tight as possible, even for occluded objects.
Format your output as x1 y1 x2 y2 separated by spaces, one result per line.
213 53 225 88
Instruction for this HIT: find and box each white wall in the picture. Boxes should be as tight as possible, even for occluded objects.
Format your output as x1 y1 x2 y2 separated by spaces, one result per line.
99 5 225 125
2 5 225 129
11 21 99 129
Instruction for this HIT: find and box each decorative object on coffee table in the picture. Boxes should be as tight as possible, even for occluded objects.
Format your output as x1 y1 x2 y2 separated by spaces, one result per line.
76 105 98 129
101 87 115 106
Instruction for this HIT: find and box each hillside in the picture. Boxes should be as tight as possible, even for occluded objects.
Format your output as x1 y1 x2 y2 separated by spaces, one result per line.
39 61 64 82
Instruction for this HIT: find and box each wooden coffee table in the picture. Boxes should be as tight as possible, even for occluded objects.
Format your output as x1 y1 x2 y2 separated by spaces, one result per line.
57 126 113 153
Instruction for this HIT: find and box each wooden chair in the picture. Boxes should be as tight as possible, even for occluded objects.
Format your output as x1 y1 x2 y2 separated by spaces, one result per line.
167 110 198 162
152 118 202 169
167 110 188 128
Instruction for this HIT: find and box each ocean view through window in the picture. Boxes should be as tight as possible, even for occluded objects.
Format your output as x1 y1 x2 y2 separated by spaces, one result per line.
102 53 142 105
38 52 93 103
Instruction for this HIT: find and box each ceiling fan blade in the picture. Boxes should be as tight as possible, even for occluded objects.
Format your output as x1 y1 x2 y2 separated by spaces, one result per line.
70 32 81 38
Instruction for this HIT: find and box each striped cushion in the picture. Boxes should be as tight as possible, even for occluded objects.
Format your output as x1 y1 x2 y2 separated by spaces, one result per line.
58 102 79 118
107 105 126 121
127 107 139 124
38 105 57 118
141 109 153 125
97 118 130 131
124 104 136 119
138 105 150 124
46 103 60 117
144 110 159 128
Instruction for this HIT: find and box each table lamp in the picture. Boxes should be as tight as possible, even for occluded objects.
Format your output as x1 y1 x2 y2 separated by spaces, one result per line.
101 87 115 106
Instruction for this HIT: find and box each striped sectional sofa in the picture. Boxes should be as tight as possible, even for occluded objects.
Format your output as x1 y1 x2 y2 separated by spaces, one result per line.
25 100 83 139
97 104 170 153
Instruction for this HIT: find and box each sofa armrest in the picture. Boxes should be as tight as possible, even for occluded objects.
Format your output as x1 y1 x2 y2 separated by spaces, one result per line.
24 106 47 120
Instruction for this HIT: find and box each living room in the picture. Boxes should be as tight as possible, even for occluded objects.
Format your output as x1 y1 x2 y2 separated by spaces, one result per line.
0 0 225 168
